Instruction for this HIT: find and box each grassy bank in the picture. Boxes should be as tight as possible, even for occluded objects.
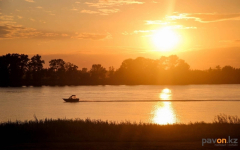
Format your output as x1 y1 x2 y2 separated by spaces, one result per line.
1 115 240 149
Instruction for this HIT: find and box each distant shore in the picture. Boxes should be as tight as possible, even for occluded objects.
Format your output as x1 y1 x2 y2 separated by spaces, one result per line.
1 115 240 150
2 53 240 87
2 83 240 87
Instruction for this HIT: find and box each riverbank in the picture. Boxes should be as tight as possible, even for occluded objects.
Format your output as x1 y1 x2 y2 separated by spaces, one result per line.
2 141 219 150
1 115 240 149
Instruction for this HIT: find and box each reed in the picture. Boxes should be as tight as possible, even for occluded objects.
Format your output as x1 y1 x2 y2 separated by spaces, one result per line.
0 115 240 144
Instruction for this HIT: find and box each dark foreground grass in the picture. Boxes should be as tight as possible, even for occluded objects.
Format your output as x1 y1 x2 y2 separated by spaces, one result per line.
0 114 240 150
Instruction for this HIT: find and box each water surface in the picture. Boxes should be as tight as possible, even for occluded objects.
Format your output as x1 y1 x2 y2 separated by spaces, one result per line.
0 85 240 124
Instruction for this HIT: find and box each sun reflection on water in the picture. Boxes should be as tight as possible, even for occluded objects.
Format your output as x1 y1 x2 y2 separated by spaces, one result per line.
151 88 177 125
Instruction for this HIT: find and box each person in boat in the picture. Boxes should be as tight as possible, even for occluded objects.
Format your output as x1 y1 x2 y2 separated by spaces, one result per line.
69 95 76 99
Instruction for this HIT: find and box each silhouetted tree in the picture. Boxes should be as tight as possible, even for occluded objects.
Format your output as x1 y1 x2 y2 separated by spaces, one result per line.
79 68 90 84
64 62 79 85
1 53 240 86
48 59 66 85
0 53 29 86
90 64 107 84
0 55 10 86
26 54 45 85
49 59 65 72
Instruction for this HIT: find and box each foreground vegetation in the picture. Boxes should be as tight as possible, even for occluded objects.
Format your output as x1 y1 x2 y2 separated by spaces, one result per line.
0 115 239 149
1 53 240 86
0 115 239 144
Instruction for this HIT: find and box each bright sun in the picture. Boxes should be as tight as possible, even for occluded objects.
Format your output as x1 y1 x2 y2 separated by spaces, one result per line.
152 27 180 51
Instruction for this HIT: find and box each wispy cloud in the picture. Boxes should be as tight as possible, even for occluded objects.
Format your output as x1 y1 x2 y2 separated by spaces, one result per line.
144 12 240 32
72 32 112 40
81 10 99 14
25 0 35 3
83 0 143 15
81 8 119 15
166 13 240 23
44 10 55 16
0 24 40 39
85 0 144 8
0 15 16 25
61 34 69 37
122 24 197 37
0 23 72 39
0 14 65 39
39 20 46 24
122 30 154 36
17 16 23 19
71 8 78 11
30 18 35 22
98 8 119 15
145 20 170 25
0 15 14 21
168 25 197 29
133 30 153 34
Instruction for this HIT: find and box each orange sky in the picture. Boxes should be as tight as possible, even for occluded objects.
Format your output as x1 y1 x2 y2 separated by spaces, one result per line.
1 0 240 69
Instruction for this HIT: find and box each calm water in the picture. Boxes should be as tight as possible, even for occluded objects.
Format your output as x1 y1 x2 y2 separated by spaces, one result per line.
0 85 240 124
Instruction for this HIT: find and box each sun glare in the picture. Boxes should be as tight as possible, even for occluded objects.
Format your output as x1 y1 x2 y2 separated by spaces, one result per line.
151 88 177 125
152 27 180 51
152 102 176 125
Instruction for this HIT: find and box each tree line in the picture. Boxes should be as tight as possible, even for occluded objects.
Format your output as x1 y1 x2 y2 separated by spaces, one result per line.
0 53 240 86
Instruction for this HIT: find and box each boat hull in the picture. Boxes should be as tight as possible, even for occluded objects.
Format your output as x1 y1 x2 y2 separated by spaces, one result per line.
63 98 80 102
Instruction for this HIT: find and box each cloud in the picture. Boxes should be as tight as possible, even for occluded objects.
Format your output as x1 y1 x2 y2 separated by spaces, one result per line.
0 12 109 40
168 25 197 29
43 33 59 37
0 24 72 39
83 0 143 15
25 0 35 2
142 12 238 33
145 20 170 25
0 15 16 25
85 0 144 8
0 15 66 39
81 10 99 14
133 30 153 34
122 25 197 37
122 30 154 36
39 20 46 23
81 8 119 15
17 16 23 19
166 13 240 23
98 8 120 15
0 24 40 39
71 8 78 11
61 34 69 37
0 15 14 21
73 32 112 40
44 10 55 16
189 13 240 22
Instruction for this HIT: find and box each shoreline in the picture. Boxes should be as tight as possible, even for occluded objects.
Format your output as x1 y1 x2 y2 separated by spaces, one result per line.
1 117 240 149
2 83 240 87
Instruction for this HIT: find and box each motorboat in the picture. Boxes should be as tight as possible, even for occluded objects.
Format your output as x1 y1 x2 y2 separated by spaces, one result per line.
63 95 79 102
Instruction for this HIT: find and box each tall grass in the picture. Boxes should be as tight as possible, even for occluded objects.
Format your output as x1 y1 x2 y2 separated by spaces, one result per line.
214 114 240 124
0 114 240 144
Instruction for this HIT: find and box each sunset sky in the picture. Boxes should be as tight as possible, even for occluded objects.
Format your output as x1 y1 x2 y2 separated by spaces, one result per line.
1 0 240 69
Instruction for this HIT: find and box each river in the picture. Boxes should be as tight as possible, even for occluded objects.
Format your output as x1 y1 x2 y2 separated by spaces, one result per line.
0 84 240 124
